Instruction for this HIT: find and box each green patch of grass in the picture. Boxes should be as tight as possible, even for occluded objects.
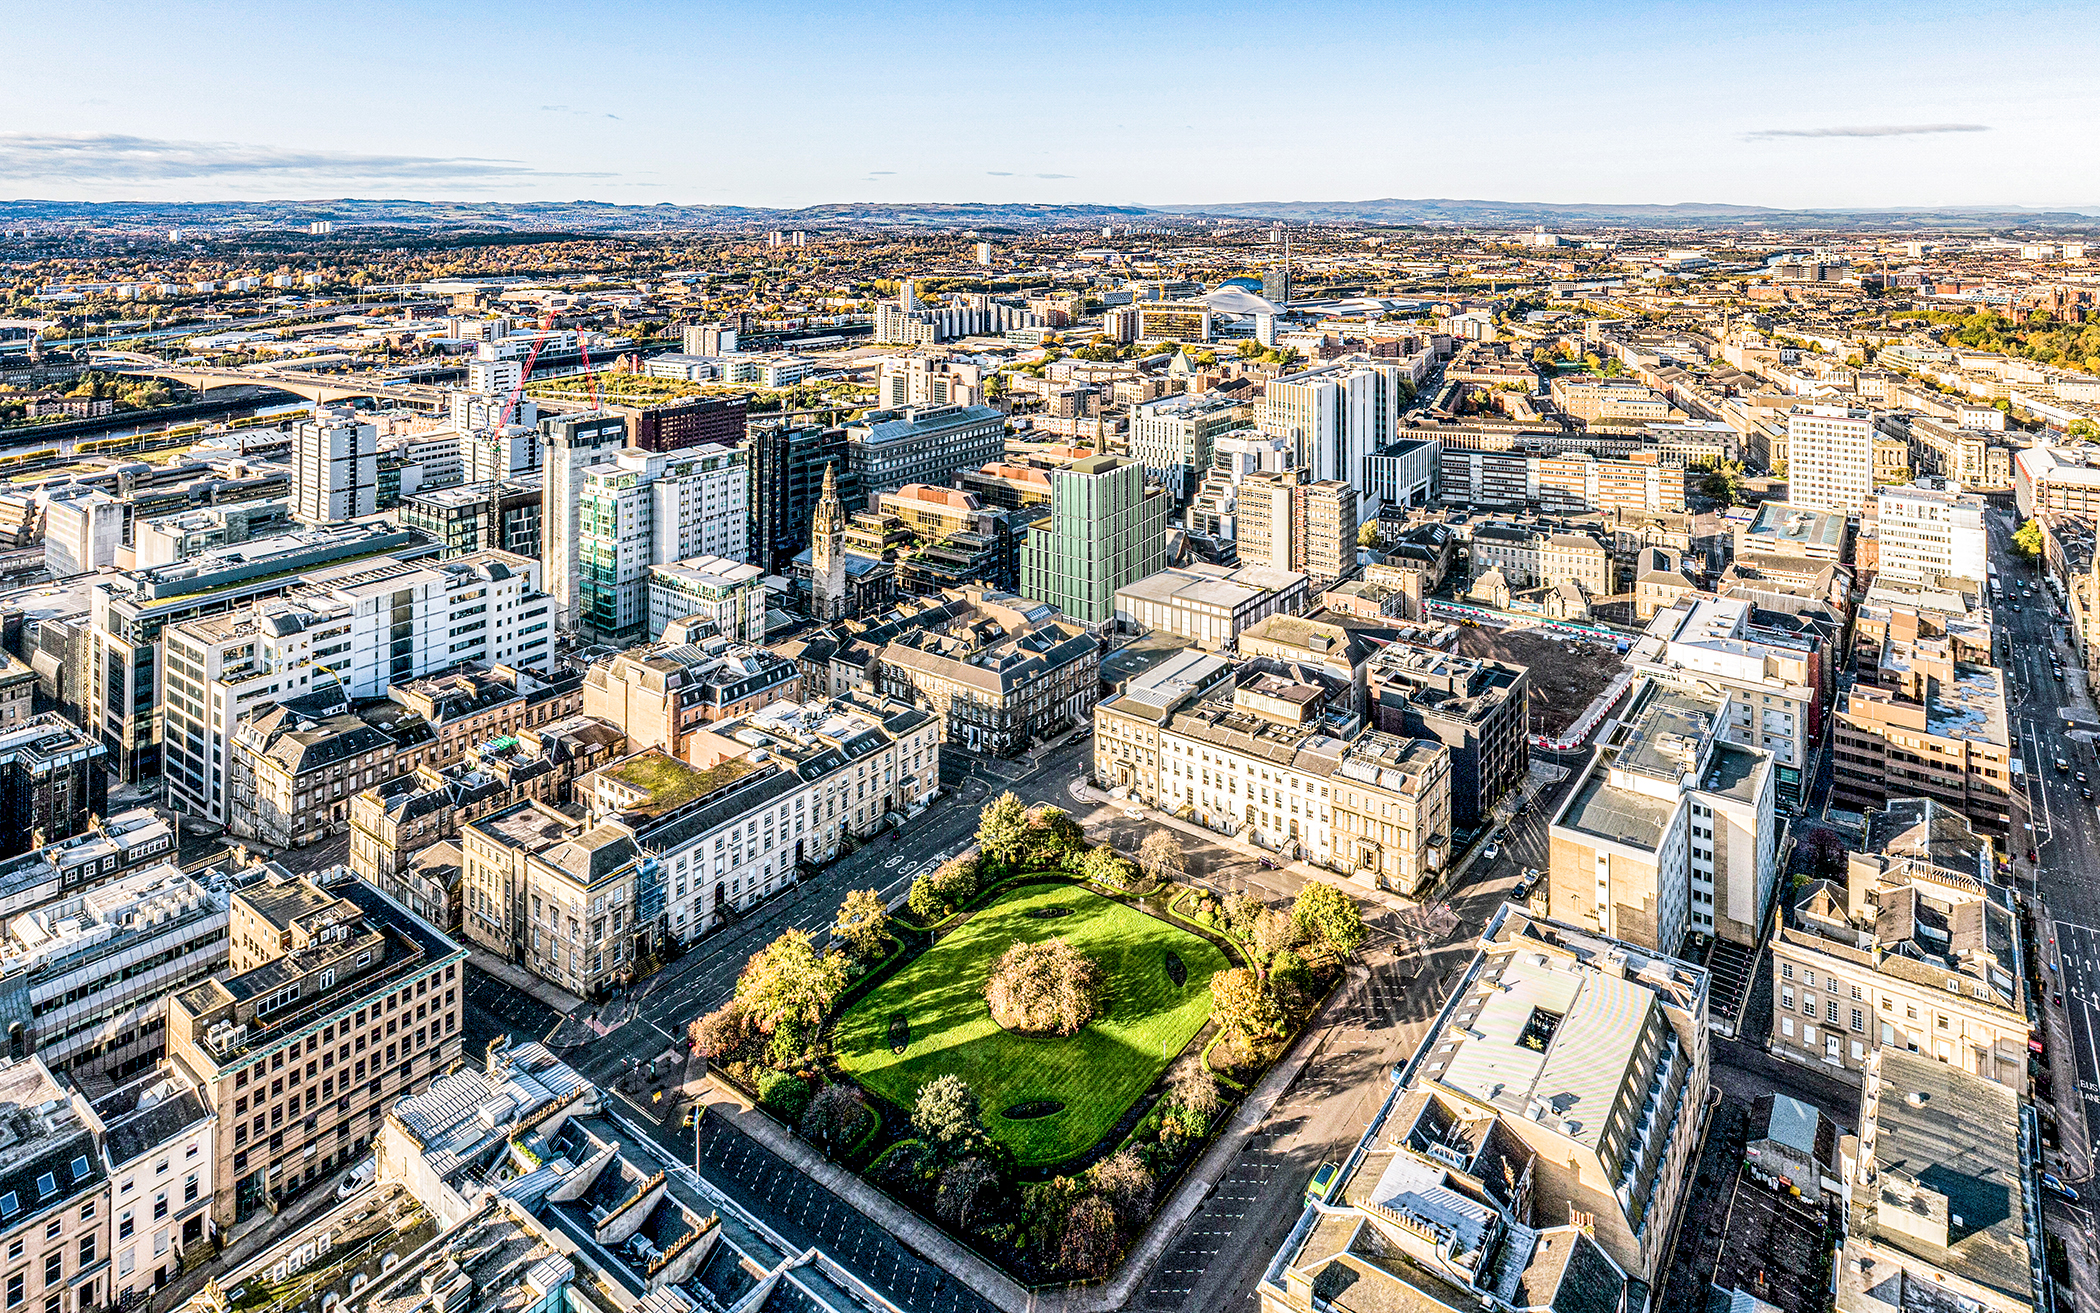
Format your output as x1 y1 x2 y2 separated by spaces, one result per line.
834 882 1225 1167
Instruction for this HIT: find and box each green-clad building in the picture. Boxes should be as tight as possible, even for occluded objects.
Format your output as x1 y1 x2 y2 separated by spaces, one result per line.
1019 454 1169 624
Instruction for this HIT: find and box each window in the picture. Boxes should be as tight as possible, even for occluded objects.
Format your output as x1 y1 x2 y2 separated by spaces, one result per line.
7 1274 19 1308
76 1238 91 1269
117 1214 131 1242
34 1176 52 1202
40 1226 55 1245
44 1252 60 1286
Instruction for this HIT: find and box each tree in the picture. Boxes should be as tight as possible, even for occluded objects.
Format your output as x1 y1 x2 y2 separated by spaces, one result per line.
734 930 850 1041
2013 518 2044 560
799 1083 871 1153
1357 521 1384 548
1075 844 1135 887
1270 949 1314 1013
907 873 947 922
689 1000 756 1062
935 1158 1001 1231
912 1075 986 1159
1138 829 1187 888
1209 967 1285 1041
832 888 889 962
1087 1149 1154 1229
1222 891 1263 942
1026 804 1085 861
1291 881 1366 957
1059 1195 1124 1278
976 790 1032 867
1167 1066 1221 1130
986 938 1102 1036
1252 907 1299 958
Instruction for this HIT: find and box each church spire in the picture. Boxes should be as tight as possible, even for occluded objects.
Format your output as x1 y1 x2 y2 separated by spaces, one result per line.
811 461 847 619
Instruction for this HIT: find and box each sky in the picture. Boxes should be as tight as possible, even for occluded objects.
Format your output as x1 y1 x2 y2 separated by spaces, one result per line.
1 0 2095 212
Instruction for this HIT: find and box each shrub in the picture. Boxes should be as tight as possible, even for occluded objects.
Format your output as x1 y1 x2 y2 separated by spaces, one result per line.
985 937 1103 1036
1087 1149 1154 1230
934 1157 1002 1232
756 1069 811 1123
912 1075 988 1160
1222 892 1262 942
872 1138 939 1197
1059 1194 1124 1279
1252 907 1300 958
689 1000 758 1065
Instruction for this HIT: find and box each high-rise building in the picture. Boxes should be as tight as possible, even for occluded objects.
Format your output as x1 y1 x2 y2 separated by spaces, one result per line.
292 407 378 525
1018 455 1169 624
1873 477 1987 585
1127 392 1251 501
617 394 747 453
646 555 767 641
538 410 627 632
1255 361 1407 504
1787 403 1877 514
744 424 855 574
1236 468 1358 588
877 353 983 409
461 424 541 483
682 323 737 356
574 445 750 645
43 490 124 578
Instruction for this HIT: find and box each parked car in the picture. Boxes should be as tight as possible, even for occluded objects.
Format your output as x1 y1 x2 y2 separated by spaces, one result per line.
2042 1171 2079 1202
1481 842 1500 862
336 1154 377 1200
1306 1162 1340 1203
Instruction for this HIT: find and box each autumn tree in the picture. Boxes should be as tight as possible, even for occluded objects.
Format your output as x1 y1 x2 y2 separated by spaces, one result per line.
831 888 890 962
1209 967 1285 1041
986 938 1103 1036
1291 881 1365 957
1138 828 1187 888
734 930 850 1052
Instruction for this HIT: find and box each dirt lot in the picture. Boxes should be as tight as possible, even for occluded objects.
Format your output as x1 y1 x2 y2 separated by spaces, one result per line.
1452 624 1625 730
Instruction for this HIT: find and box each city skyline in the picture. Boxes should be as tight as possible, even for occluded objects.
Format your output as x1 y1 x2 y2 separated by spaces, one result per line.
2 0 2094 210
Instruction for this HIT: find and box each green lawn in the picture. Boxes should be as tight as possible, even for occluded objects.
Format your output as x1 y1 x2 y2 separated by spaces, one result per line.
834 881 1226 1166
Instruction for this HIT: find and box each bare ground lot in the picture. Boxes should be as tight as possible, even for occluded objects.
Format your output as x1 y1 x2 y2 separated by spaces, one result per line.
1452 624 1624 729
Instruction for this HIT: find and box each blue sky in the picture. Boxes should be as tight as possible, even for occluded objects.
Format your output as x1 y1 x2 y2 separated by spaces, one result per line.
2 0 2094 210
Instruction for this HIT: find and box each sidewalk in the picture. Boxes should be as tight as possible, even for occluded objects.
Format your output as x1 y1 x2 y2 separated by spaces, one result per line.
685 964 1367 1313
464 947 586 1015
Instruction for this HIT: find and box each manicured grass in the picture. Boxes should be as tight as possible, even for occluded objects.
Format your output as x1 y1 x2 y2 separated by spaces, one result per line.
833 881 1226 1166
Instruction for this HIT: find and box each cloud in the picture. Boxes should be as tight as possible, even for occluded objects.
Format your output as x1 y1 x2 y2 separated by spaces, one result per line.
868 170 896 176
986 171 1014 176
0 133 612 183
1743 123 1991 140
1035 173 1075 179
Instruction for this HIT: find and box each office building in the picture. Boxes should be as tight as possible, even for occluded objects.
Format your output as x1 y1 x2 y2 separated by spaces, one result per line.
1127 392 1252 500
1736 500 1847 563
872 592 1099 756
1548 679 1778 952
538 410 628 634
1837 1047 2044 1313
1550 375 1674 423
445 383 534 437
1237 469 1358 589
292 407 379 526
582 640 800 765
1832 641 2012 839
1018 455 1170 624
86 1063 215 1301
615 394 747 454
1361 437 1440 512
744 424 855 574
131 501 294 569
44 491 124 578
1261 906 1708 1297
1111 563 1310 648
0 715 106 860
645 556 767 642
1323 732 1452 894
460 424 541 484
844 405 1006 497
400 477 542 561
1366 644 1529 830
1770 798 2027 1087
1873 478 1987 585
165 875 467 1225
877 353 983 409
1134 301 1213 343
574 445 749 646
1187 430 1294 539
1787 403 1877 514
1627 596 1821 812
230 689 398 849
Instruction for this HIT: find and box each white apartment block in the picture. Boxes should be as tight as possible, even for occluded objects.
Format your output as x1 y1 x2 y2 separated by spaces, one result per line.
878 353 984 408
447 386 536 435
575 444 750 645
1128 391 1250 499
1255 360 1407 513
1874 478 1987 585
162 550 551 825
462 425 543 483
293 407 378 524
1786 404 1876 515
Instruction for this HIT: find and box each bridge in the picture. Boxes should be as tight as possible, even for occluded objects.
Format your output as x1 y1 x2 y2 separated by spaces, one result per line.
110 362 447 408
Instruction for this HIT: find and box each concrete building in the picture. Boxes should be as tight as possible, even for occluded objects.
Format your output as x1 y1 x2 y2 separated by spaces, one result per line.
1786 403 1877 514
1832 641 2012 840
1736 500 1847 563
1549 679 1778 951
400 478 542 562
1186 430 1293 539
582 640 800 765
43 492 124 579
1366 643 1530 830
1627 596 1822 813
873 592 1098 756
165 874 466 1226
1237 469 1357 589
130 501 294 569
574 444 749 646
292 407 379 526
645 556 766 643
876 352 983 409
1255 361 1408 504
1111 563 1309 648
1836 1047 2044 1313
0 1056 112 1313
0 715 106 861
1258 906 1707 1306
1128 392 1251 500
1770 798 2027 1087
1550 374 1673 423
1018 455 1170 625
1873 478 1987 586
843 405 1005 497
537 410 628 634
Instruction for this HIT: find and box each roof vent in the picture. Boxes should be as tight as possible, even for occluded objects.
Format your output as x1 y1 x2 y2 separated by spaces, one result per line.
1906 1091 1928 1107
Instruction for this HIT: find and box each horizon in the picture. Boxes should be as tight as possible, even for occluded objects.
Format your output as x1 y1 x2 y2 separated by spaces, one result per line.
3 0 2095 211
